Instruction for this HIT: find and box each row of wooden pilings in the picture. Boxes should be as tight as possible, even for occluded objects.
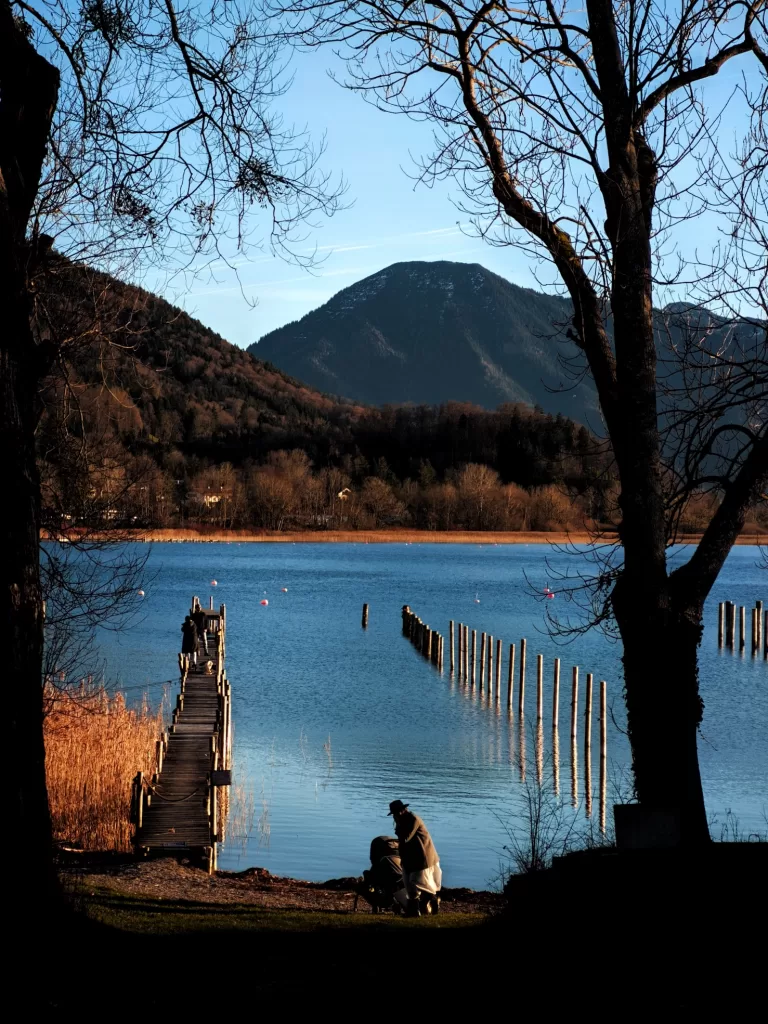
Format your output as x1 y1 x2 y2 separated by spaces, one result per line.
402 606 608 828
402 605 445 670
718 600 766 657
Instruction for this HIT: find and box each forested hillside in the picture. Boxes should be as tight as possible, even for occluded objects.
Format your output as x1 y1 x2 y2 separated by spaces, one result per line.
37 261 612 533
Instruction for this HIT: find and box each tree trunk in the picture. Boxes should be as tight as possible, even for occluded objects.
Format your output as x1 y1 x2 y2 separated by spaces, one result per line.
2 327 58 912
613 578 710 844
1 9 62 916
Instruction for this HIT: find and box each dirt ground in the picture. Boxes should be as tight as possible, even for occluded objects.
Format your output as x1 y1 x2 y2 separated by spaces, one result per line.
64 855 503 915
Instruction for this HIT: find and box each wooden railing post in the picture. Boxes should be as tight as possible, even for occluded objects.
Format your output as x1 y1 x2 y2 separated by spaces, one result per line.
136 772 144 830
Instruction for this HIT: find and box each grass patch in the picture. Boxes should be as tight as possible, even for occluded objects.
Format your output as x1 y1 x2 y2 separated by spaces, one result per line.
78 886 486 935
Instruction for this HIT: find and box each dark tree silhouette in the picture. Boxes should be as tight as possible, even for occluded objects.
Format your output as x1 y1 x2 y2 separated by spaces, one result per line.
274 0 768 842
1 0 340 914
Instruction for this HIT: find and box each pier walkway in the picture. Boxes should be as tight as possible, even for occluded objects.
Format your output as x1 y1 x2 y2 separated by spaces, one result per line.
132 597 232 872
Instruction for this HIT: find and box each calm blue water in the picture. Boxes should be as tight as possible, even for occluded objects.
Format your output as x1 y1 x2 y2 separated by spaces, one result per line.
93 542 766 888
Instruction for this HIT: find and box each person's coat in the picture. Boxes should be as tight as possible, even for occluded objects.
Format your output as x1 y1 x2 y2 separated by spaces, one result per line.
394 812 439 873
181 619 198 654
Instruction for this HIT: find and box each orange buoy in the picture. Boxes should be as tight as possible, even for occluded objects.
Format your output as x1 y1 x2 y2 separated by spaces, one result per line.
281 587 288 592
137 590 145 597
210 579 218 586
260 599 269 606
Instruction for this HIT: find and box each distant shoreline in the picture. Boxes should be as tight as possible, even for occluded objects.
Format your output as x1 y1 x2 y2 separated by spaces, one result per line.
44 528 765 545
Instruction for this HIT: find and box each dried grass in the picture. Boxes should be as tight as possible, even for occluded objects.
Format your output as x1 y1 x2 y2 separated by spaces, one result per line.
45 682 166 851
45 527 765 545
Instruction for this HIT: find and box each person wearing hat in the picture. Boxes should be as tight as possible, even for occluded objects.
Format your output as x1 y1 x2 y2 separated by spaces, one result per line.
388 800 442 917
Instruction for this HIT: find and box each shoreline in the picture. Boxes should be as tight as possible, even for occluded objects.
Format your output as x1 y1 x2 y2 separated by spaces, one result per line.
46 527 765 545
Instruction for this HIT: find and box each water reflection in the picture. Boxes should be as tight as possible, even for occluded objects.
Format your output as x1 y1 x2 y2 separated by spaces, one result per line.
552 727 560 797
518 716 527 782
535 720 544 785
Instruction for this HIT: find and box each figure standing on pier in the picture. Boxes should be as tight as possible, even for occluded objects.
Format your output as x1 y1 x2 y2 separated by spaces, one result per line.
180 615 198 674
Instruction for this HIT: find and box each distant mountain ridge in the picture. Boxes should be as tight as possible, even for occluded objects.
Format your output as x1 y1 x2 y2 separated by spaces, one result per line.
250 261 601 424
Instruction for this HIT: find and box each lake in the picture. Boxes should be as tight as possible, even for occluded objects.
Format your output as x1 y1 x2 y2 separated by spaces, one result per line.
94 542 766 889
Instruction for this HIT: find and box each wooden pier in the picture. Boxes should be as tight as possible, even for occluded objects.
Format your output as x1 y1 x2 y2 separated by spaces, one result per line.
132 596 232 873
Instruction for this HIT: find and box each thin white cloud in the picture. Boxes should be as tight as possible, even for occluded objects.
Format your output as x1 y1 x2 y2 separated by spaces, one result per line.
309 224 463 255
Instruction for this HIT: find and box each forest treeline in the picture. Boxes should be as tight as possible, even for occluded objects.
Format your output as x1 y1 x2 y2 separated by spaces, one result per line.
35 262 620 533
37 263 763 536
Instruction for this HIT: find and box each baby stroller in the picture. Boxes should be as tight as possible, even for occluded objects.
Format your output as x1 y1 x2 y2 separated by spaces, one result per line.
354 836 409 915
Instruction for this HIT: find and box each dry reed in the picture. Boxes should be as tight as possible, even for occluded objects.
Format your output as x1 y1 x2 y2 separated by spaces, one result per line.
44 681 166 851
49 527 765 546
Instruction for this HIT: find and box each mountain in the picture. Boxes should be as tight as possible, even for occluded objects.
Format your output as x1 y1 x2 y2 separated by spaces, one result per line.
38 260 595 492
249 261 600 424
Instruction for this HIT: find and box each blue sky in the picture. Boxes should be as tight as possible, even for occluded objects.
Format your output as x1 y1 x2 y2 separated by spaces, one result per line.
155 42 756 349
157 46 549 347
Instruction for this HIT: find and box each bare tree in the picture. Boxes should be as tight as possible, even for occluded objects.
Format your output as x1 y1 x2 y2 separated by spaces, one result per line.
1 0 341 909
275 0 768 842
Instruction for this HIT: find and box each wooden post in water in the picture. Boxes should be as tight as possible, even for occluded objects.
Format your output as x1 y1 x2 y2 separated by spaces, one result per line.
462 625 468 680
495 638 502 699
471 630 477 687
449 621 455 674
718 602 724 648
726 601 735 649
507 643 515 708
552 658 560 730
402 606 411 635
487 635 493 693
518 638 527 716
362 603 369 629
536 654 543 722
753 606 761 655
757 600 764 652
571 667 579 744
599 680 607 834
739 606 746 650
480 633 487 693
